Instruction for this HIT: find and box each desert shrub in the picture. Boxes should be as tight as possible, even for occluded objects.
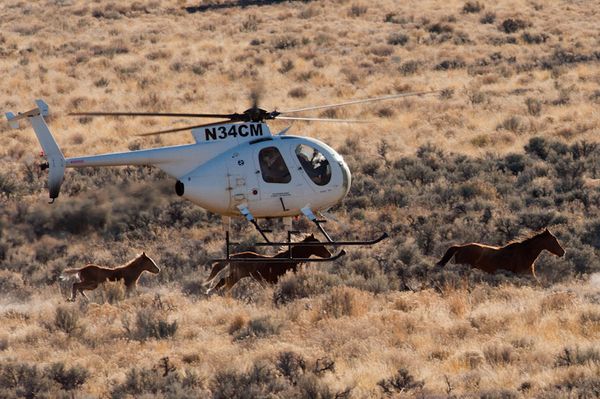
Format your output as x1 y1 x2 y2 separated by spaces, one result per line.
320 286 368 318
479 389 518 399
0 362 55 398
387 33 409 46
271 35 298 50
555 346 600 367
564 246 600 275
497 116 526 133
111 362 201 399
130 308 177 341
233 316 281 340
276 351 306 382
370 45 394 57
497 153 527 175
288 87 306 98
0 336 8 351
377 368 424 395
480 12 496 24
428 22 453 34
54 305 82 335
435 59 466 70
274 269 342 304
191 61 211 76
0 270 32 301
541 291 576 313
582 221 600 249
181 278 208 297
483 344 514 366
522 32 549 44
348 4 367 17
551 374 600 398
525 97 542 116
211 361 287 399
0 172 18 198
46 362 89 392
240 14 259 32
399 60 420 75
462 1 483 13
525 137 550 160
100 280 126 304
500 18 528 34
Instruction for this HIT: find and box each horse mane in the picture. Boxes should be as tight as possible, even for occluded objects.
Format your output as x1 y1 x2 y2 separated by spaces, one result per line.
115 252 146 270
502 229 548 249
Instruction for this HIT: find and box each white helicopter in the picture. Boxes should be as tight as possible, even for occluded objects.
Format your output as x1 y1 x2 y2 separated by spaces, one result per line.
6 91 435 261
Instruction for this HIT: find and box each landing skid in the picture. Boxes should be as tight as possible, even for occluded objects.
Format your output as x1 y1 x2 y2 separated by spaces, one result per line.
217 207 389 264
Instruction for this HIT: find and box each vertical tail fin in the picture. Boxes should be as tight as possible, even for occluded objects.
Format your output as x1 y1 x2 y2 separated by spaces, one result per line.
6 100 65 203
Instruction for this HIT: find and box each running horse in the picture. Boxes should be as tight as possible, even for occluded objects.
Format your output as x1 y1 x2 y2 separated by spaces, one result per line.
205 234 332 293
436 229 565 279
61 252 160 301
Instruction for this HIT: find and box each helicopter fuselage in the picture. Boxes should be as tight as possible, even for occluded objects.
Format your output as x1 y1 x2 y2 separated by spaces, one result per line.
62 122 351 218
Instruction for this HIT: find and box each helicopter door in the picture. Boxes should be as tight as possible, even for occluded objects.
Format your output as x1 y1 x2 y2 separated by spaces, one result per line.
228 151 260 209
254 145 294 212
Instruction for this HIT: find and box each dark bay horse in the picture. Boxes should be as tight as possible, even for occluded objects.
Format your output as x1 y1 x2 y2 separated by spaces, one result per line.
61 252 160 301
436 229 565 279
205 234 331 294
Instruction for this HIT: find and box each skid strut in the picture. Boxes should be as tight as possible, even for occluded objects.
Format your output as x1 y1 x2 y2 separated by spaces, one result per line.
237 204 271 243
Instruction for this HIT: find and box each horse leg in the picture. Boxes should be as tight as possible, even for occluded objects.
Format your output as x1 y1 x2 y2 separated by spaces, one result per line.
77 281 99 300
531 263 540 284
69 282 80 302
224 273 240 293
207 261 226 280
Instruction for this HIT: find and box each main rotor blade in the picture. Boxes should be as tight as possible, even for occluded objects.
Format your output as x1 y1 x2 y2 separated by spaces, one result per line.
279 90 440 115
69 111 237 119
276 116 371 123
136 120 233 136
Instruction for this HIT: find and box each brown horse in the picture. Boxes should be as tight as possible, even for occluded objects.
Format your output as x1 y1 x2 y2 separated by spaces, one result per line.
436 229 565 279
205 234 331 293
61 252 160 301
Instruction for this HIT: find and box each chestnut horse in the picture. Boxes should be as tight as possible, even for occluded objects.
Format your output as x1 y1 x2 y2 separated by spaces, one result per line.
436 229 565 279
205 234 331 294
61 252 160 301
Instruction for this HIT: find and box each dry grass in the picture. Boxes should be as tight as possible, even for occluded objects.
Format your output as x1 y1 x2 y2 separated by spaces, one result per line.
1 0 600 397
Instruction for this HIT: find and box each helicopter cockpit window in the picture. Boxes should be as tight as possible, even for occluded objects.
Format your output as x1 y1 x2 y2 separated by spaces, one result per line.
295 144 331 186
259 147 291 184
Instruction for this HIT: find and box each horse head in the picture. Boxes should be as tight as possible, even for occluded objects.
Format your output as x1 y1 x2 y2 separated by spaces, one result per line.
139 252 161 274
541 229 565 257
301 234 332 258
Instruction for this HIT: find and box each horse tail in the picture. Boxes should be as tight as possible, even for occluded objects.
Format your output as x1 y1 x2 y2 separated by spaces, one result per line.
59 268 81 281
436 246 460 267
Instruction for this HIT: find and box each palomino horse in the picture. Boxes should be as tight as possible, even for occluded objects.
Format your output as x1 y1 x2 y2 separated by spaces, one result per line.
436 229 565 279
205 234 331 293
61 252 160 301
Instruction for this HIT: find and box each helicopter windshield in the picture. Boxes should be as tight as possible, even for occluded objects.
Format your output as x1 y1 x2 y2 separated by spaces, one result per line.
295 144 331 186
259 146 291 183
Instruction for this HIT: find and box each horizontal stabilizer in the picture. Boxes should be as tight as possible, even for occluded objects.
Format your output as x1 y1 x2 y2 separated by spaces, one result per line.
5 112 19 129
5 99 49 128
